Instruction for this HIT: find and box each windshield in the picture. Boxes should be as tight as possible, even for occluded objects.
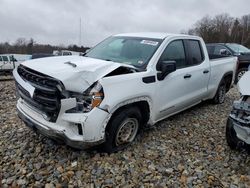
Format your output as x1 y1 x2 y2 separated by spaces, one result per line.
226 43 250 53
86 36 163 67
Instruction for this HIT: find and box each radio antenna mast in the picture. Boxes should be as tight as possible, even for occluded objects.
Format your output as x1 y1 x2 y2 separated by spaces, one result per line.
79 17 82 47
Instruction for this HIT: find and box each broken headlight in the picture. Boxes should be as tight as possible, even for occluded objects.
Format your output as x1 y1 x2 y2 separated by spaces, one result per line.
245 96 250 105
231 96 250 120
67 82 104 113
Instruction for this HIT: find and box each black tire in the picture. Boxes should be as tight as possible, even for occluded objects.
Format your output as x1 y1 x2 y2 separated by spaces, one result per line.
226 117 242 150
101 107 142 153
213 80 226 104
235 67 248 84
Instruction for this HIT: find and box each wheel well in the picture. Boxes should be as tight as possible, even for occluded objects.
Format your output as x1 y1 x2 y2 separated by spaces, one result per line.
223 73 233 92
108 101 150 128
238 63 250 71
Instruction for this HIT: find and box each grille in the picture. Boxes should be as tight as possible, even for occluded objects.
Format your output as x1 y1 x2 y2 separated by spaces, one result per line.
17 65 64 122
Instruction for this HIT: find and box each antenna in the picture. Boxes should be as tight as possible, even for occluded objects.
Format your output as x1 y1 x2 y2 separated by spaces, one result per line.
79 17 82 47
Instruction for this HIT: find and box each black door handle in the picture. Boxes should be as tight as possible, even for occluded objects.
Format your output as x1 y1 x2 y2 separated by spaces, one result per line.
184 74 192 79
203 70 209 74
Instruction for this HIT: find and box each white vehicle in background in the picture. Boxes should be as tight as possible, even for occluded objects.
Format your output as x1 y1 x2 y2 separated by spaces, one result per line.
14 33 237 152
12 54 32 62
226 69 250 150
0 54 17 73
0 54 31 74
53 50 82 56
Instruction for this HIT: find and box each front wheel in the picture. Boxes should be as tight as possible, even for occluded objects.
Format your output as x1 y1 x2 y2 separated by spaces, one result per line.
101 107 141 153
226 117 242 150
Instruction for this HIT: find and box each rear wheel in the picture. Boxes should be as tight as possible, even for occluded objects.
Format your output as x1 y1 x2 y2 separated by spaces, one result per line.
101 107 141 153
213 80 226 104
226 117 242 150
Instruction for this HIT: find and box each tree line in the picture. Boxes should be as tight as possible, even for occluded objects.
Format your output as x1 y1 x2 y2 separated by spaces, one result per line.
1 13 250 55
0 38 89 54
186 13 250 47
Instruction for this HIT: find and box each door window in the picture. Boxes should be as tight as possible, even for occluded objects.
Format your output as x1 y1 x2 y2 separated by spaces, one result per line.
214 45 231 56
187 40 204 65
159 40 186 69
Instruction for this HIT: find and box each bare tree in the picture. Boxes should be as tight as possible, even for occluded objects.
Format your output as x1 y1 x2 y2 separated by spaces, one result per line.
241 14 250 45
187 13 250 47
213 13 233 42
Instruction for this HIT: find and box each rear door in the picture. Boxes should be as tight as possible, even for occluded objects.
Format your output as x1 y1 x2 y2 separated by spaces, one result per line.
155 39 210 120
184 39 211 99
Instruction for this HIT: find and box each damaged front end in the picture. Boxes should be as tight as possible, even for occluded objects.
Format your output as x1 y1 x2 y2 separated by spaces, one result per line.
229 96 250 145
64 81 104 113
226 71 250 149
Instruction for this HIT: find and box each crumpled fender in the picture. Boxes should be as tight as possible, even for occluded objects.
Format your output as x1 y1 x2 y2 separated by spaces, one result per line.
238 71 250 95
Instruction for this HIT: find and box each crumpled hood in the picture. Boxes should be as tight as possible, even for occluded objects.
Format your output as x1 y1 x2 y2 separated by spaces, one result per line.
238 70 250 95
21 56 123 92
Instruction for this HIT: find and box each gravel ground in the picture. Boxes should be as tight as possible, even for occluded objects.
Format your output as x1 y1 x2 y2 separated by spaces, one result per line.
0 81 250 188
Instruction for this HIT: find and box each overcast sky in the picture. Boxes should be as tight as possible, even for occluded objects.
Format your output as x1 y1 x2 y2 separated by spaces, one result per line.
0 0 249 47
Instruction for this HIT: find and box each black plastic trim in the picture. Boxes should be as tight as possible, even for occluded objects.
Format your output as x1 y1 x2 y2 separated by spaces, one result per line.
142 76 156 83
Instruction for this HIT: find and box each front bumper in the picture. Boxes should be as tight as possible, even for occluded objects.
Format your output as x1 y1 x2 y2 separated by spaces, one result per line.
230 115 250 145
17 98 109 149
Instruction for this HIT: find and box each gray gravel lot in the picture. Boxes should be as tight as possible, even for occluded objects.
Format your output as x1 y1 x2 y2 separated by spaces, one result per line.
0 81 250 187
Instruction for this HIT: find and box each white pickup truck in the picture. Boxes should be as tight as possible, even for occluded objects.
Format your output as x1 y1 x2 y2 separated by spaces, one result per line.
13 33 237 152
0 54 31 74
0 55 17 74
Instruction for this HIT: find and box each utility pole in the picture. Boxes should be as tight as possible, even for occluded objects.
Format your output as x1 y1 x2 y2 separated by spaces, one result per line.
79 17 82 47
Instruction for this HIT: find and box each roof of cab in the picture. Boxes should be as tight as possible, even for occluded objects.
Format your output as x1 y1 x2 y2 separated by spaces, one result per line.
114 32 191 39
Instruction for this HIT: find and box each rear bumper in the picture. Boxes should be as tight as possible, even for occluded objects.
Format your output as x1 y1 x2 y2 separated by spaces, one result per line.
17 98 109 149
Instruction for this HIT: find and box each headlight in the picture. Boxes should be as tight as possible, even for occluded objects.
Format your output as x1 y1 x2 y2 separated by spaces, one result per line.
83 82 104 111
66 82 104 113
245 96 250 105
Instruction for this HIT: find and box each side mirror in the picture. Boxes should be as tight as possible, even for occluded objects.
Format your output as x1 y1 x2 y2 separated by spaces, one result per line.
220 49 226 55
157 60 176 80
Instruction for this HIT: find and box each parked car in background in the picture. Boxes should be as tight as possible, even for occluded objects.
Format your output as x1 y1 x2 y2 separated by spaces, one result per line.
226 70 250 150
53 50 82 56
14 33 237 152
30 53 54 59
206 43 250 83
12 54 32 62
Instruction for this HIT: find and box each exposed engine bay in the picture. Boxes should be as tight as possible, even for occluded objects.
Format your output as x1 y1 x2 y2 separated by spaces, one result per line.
230 96 250 128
